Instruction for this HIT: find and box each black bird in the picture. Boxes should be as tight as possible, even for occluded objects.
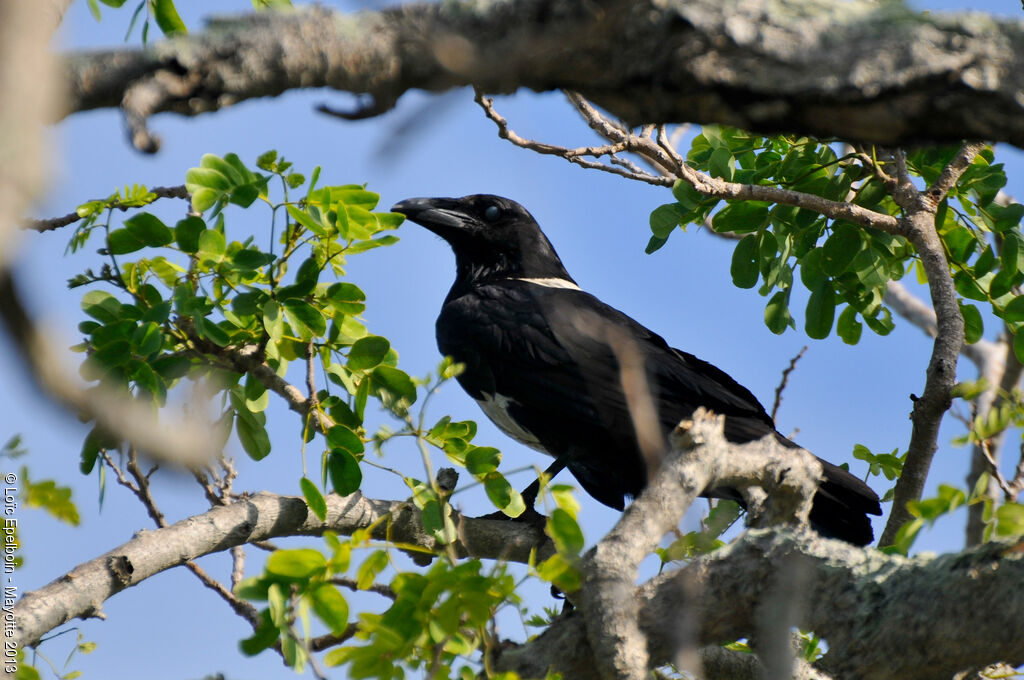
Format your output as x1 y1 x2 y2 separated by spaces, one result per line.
392 194 881 545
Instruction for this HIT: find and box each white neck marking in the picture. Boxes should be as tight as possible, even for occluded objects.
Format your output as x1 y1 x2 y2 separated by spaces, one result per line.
511 277 581 291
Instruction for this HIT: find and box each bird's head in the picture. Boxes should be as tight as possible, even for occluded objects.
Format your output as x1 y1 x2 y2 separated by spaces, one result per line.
392 194 573 283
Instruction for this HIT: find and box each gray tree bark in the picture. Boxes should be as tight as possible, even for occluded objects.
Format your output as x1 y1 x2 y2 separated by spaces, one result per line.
60 0 1024 153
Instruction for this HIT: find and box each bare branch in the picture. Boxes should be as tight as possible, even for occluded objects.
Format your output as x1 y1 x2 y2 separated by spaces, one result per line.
771 345 808 423
474 90 671 187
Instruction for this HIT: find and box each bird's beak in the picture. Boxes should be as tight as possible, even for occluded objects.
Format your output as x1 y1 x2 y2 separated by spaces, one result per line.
391 197 469 236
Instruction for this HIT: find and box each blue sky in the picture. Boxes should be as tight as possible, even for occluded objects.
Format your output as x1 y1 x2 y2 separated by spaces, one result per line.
4 1 1022 678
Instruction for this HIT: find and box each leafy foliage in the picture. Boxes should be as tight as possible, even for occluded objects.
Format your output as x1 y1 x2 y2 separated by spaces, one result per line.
650 128 1024 355
63 150 555 677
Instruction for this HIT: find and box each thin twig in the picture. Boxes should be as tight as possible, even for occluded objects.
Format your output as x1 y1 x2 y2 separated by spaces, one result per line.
771 346 808 422
231 546 246 590
478 89 901 234
126 448 166 527
185 560 262 628
329 577 396 600
473 89 670 187
309 624 359 651
979 439 1016 501
23 185 189 233
929 143 989 201
187 333 336 435
102 443 265 634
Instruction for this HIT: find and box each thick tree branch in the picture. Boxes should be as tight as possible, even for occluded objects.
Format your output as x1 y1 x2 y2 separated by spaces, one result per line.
497 529 1024 680
58 0 1024 153
578 409 821 680
879 145 981 546
12 491 551 648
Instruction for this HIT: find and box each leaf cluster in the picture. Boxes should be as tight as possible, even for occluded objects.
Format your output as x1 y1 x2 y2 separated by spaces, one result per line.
650 128 1024 352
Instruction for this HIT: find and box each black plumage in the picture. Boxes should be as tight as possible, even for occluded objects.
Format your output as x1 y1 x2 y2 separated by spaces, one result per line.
393 194 881 545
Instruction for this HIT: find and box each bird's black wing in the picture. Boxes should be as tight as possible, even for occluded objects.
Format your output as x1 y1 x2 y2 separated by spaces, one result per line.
437 280 780 508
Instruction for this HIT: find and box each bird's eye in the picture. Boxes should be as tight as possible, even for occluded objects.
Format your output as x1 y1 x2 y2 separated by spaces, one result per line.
483 205 501 222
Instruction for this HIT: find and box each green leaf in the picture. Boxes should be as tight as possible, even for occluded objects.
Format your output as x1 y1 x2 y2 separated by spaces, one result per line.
152 0 187 35
107 228 146 254
821 224 861 276
764 290 794 335
231 249 273 272
175 216 205 253
672 178 703 210
347 336 390 371
1002 295 1024 323
287 205 328 238
546 508 584 555
197 317 231 347
1014 331 1024 366
836 305 863 345
324 282 366 316
81 290 122 324
371 365 417 405
730 234 760 289
291 257 322 296
890 517 924 556
131 321 163 357
355 549 388 590
328 448 362 495
266 548 326 579
334 187 380 211
345 234 400 255
326 425 364 455
987 202 1024 232
301 477 327 520
535 553 581 593
482 472 525 518
960 302 983 344
649 203 684 238
465 447 501 476
804 281 836 340
712 201 770 235
236 408 271 460
80 427 113 475
197 229 226 264
310 584 349 635
995 502 1024 537
282 299 326 339
942 226 976 263
239 614 279 656
954 270 987 302
645 235 668 254
709 147 734 180
263 300 283 343
124 213 173 247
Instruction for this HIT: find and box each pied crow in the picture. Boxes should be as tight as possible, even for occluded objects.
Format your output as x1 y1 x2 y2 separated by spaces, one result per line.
392 194 881 545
